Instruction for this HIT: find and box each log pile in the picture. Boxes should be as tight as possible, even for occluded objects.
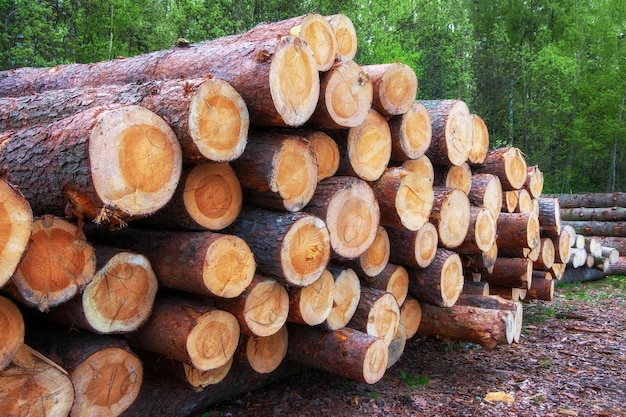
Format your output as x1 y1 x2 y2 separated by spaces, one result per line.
0 12 570 417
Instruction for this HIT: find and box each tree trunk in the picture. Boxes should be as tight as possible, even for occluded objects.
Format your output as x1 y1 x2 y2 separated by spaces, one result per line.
561 221 626 237
524 165 544 198
304 176 380 259
468 114 489 165
419 100 473 166
468 173 503 221
496 212 540 249
399 296 422 340
560 265 607 284
305 131 340 181
364 63 418 117
0 178 33 289
481 257 533 289
434 162 472 195
561 206 626 222
548 192 626 209
237 324 289 375
407 248 463 307
287 269 335 326
429 186 471 249
287 325 389 384
0 296 24 371
402 154 435 184
388 101 432 161
231 131 318 212
336 225 390 278
365 263 409 306
0 105 182 226
454 207 496 254
369 167 434 231
321 266 361 331
473 146 528 190
325 14 358 62
537 197 562 238
386 222 439 269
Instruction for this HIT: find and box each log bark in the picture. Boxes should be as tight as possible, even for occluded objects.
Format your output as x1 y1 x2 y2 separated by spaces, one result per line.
561 221 626 237
0 105 182 226
468 114 489 165
560 265 608 283
86 226 255 298
481 257 533 289
548 192 626 209
369 167 434 231
388 101 432 161
336 225 390 278
304 176 380 259
473 146 528 190
321 266 361 331
524 165 544 198
287 325 389 384
305 131 340 181
496 212 540 250
231 131 318 212
0 296 24 371
224 206 330 287
429 186 471 249
402 154 435 184
419 99 473 166
365 263 409 306
399 296 422 340
325 14 358 62
364 63 418 117
515 189 533 213
488 285 524 301
462 280 490 296
386 323 407 369
468 173 502 221
0 178 33 289
287 268 335 326
525 277 555 301
454 206 496 254
407 248 463 307
386 222 438 269
434 162 472 195
561 206 626 222
581 236 626 256
533 237 556 271
347 286 400 345
537 197 562 238
454 294 523 343
237 324 289 375
11 215 96 311
459 242 498 274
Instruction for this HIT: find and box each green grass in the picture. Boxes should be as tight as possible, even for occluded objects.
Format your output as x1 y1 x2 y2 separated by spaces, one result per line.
556 275 626 301
399 371 429 390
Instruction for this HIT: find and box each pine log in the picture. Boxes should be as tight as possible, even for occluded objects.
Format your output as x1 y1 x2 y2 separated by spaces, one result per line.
481 257 533 289
388 101 432 161
402 154 435 184
525 277 555 301
369 167 434 231
365 263 409 306
336 225 390 278
231 131 318 212
584 236 626 256
502 190 519 213
386 222 438 269
462 280 490 295
515 189 533 213
321 266 361 331
332 108 392 181
563 224 578 247
533 237 556 271
429 186 471 249
0 296 24 371
125 294 239 371
11 216 96 311
305 176 380 259
496 212 540 249
399 296 422 340
524 165 544 198
537 197 562 238
386 323 407 369
419 99 473 166
561 206 626 222
305 131 340 181
287 269 335 326
460 242 498 274
549 192 626 209
562 221 626 237
215 275 289 337
0 105 182 226
488 285 524 301
569 247 589 268
46 247 158 334
454 294 523 343
553 228 572 264
326 14 358 62
135 162 242 231
0 178 33 289
434 162 472 194
468 114 489 165
347 287 400 345
364 63 418 117
473 146 528 190
0 33 320 127
407 248 463 307
454 206 496 254
0 344 74 417
287 325 389 384
85 226 255 298
468 173 503 221
418 303 515 348
239 324 289 375
306 60 372 128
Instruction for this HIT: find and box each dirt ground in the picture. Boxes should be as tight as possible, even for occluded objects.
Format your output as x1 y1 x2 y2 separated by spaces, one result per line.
200 275 626 417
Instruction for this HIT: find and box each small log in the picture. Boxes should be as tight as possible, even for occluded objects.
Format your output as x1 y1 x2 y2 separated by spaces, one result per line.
608 256 626 275
549 192 626 209
321 266 361 331
347 287 400 345
460 242 498 274
326 14 358 62
553 228 572 264
584 236 626 256
462 280 490 296
473 146 528 190
0 178 33 289
402 154 435 184
224 206 330 287
502 190 518 213
429 186 471 249
537 197 562 238
468 114 489 165
569 247 589 268
534 237 556 271
454 207 496 254
215 275 289 337
434 162 472 194
524 165 544 198
562 224 578 247
468 173 502 221
369 167 434 231
573 233 586 249
239 324 289 374
86 226 255 298
550 262 566 279
496 212 540 250
525 277 555 301
0 296 24 370
125 294 239 371
407 248 463 307
417 303 515 348
336 225 390 278
561 221 626 237
399 296 422 340
388 101 432 161
364 63 418 117
287 325 389 384
560 265 608 283
365 263 409 306
601 246 620 264
231 131 318 212
481 257 533 289
454 294 523 343
305 131 340 181
287 269 335 326
386 323 407 369
515 189 533 213
386 222 438 268
11 215 96 311
304 176 380 259
488 285 524 301
420 99 473 166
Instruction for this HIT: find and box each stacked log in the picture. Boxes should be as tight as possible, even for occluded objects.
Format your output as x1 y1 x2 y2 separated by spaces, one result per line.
0 12 569 417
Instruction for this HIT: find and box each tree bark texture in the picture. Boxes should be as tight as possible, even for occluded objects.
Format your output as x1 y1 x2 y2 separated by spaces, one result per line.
386 222 439 269
407 248 463 307
419 100 473 166
473 146 528 190
562 221 626 237
548 192 626 209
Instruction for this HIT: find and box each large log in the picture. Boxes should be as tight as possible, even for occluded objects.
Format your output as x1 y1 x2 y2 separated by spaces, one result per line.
468 114 489 165
386 222 438 269
473 146 528 190
364 63 418 117
496 212 540 249
561 221 626 237
321 266 361 331
533 237 556 271
429 186 471 249
0 296 24 371
388 101 432 162
481 257 533 289
525 276 555 301
0 178 33 289
287 269 334 326
325 14 358 62
553 228 572 264
560 206 626 222
454 294 523 343
347 286 400 345
548 192 626 209
0 105 182 226
407 248 463 307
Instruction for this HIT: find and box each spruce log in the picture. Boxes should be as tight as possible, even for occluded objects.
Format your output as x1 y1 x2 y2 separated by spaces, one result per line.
336 225 390 278
321 266 361 331
125 294 239 371
399 296 422 340
388 101 432 161
369 167 434 231
0 105 182 226
364 63 418 117
468 114 489 165
305 131 340 181
386 222 438 269
86 227 255 298
366 263 409 306
287 325 388 384
533 237 556 271
481 257 533 289
525 277 555 301
468 173 502 221
524 165 544 198
417 303 515 349
287 269 335 326
602 246 620 263
12 215 96 311
305 176 380 259
454 294 523 343
561 206 626 222
434 162 472 194
549 192 626 209
239 324 289 375
569 248 589 268
462 280 490 296
473 146 528 190
0 296 24 371
460 242 498 274
515 189 533 213
224 206 330 287
496 212 540 249
407 248 463 307
562 221 626 237
231 131 318 212
0 178 33 289
419 99 473 166
537 197 562 238
502 190 519 213
402 154 435 184
553 228 572 264
488 285 524 301
326 14 358 62
454 206 496 254
429 186 471 249
347 287 400 345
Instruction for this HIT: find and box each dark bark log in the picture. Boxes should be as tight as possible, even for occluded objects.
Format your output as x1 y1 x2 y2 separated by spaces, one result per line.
561 206 626 222
537 197 562 238
525 277 555 301
561 221 626 237
419 100 472 166
496 212 541 250
481 257 532 289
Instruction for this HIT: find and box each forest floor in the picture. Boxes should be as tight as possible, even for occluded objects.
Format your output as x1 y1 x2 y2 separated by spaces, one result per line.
199 275 626 417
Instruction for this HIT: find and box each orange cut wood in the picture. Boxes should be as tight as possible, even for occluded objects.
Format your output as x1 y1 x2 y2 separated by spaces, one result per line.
474 146 528 190
420 99 473 166
387 222 439 269
305 131 340 181
429 186 471 249
408 248 464 307
325 14 358 62
287 268 335 326
402 154 435 183
388 101 432 161
322 266 361 331
468 114 489 165
364 63 418 117
0 296 24 371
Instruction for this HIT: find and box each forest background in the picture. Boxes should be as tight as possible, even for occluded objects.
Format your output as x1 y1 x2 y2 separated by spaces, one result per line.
1 0 624 194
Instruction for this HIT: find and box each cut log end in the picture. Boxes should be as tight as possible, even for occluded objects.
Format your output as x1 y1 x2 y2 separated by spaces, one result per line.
469 114 489 165
362 338 389 384
307 131 340 181
326 14 357 62
503 147 528 190
395 172 435 231
184 356 233 389
399 297 422 340
0 179 33 288
292 14 338 71
274 137 318 211
346 109 391 181
243 277 289 337
390 101 432 161
324 267 361 331
415 222 439 268
187 309 240 371
290 268 335 326
359 226 390 277
0 296 25 370
441 252 464 307
245 324 289 374
433 188 471 249
202 234 256 298
282 215 331 287
369 63 418 116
